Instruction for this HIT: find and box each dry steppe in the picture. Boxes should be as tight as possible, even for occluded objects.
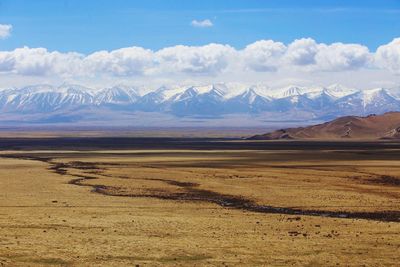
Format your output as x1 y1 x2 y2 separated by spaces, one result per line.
0 138 399 266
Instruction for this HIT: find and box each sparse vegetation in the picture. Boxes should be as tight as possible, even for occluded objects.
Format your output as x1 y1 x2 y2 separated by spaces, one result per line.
0 139 399 266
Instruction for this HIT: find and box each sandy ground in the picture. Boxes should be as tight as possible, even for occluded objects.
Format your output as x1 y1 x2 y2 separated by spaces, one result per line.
0 144 399 266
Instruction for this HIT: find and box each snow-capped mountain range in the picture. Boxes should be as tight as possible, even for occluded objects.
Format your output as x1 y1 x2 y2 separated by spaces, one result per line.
0 83 400 124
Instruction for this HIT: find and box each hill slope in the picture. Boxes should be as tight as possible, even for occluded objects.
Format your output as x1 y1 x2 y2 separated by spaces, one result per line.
250 112 400 140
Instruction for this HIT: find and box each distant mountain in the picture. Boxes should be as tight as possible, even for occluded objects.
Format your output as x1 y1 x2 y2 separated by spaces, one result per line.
0 83 400 124
226 87 272 113
269 85 306 98
135 86 185 112
334 88 400 115
0 84 93 113
167 85 227 116
250 112 400 140
94 86 139 106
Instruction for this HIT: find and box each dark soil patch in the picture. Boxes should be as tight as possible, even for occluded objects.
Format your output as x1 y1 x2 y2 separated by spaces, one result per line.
368 175 400 186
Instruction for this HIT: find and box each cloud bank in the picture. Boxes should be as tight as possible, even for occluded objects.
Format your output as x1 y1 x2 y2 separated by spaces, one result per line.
0 38 399 88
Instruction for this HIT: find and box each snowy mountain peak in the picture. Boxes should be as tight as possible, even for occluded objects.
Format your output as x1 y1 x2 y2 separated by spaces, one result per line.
269 85 304 99
240 88 261 104
189 84 227 96
325 84 357 98
208 86 226 98
153 85 186 102
359 88 388 106
385 87 400 100
282 86 303 97
1 83 400 120
95 86 139 105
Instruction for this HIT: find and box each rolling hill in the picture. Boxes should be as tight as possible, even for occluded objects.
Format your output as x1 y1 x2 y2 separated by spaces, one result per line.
250 112 400 140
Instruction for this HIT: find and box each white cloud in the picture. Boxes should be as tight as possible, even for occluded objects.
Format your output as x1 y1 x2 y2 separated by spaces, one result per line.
0 24 12 39
155 44 235 75
0 38 399 88
242 40 286 72
284 39 371 71
314 42 371 71
240 39 371 73
84 47 154 76
191 19 213 28
0 46 83 76
375 38 400 74
285 38 318 65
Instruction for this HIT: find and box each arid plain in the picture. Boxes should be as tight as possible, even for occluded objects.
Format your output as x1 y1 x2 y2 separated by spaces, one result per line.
0 138 399 266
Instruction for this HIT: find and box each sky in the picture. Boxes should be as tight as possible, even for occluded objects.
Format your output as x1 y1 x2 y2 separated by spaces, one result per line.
0 0 399 89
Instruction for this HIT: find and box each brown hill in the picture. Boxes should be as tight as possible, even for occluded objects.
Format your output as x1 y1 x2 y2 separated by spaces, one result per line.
250 112 400 140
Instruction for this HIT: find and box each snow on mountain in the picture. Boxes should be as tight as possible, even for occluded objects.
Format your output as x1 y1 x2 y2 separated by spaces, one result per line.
360 88 385 107
0 84 93 113
385 87 400 100
220 82 251 98
169 84 228 101
302 86 350 111
268 85 305 99
155 85 187 101
95 86 139 105
240 88 266 104
135 85 186 111
325 84 358 98
335 88 400 115
0 83 399 121
226 87 272 113
271 94 316 112
167 85 227 116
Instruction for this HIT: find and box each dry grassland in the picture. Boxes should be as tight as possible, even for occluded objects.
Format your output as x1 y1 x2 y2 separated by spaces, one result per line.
0 144 399 266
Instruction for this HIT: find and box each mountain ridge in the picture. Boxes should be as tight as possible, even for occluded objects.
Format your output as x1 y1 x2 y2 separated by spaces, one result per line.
0 83 400 123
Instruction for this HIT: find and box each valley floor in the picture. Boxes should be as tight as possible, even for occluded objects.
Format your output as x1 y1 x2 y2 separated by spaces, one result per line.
0 139 399 266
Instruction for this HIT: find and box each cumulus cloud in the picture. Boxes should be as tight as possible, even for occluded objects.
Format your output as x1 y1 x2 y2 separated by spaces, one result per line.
84 47 154 76
375 38 400 74
0 47 83 76
242 40 286 72
0 38 398 84
314 43 371 71
285 38 319 65
0 24 12 39
191 19 213 28
155 44 235 75
284 39 371 71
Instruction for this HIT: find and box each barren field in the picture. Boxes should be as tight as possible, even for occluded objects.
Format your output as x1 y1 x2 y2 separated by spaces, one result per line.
0 138 399 266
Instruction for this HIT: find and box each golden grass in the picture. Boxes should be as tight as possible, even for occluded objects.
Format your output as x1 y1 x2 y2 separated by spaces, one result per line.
0 148 399 266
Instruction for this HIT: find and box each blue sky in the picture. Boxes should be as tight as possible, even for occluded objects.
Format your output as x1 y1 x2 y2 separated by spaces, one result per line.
0 0 399 53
